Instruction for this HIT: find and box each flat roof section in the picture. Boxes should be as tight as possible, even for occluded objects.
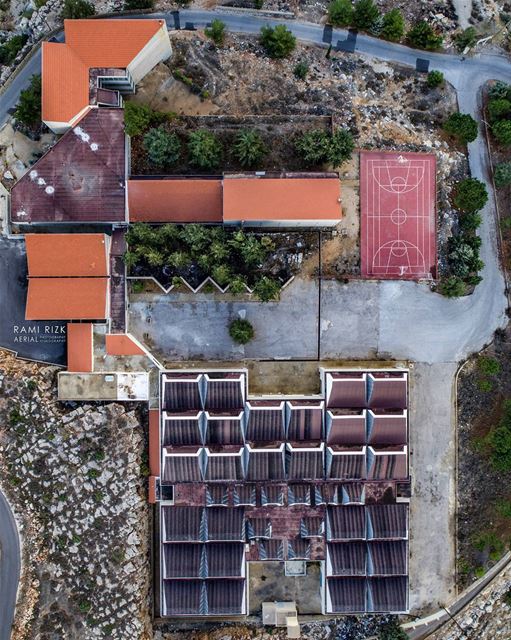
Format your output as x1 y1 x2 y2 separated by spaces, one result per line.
360 151 436 280
26 278 109 320
67 323 93 372
11 109 126 224
25 234 109 277
223 176 342 222
105 334 145 356
128 179 223 223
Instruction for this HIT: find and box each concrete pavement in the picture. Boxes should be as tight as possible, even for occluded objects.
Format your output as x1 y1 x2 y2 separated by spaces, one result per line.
0 490 20 640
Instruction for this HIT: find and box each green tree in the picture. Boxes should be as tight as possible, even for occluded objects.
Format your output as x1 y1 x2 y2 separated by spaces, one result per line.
477 356 501 377
179 223 210 253
205 19 226 46
253 276 281 302
406 21 443 50
61 0 95 19
439 275 467 298
124 101 155 137
444 112 478 143
14 74 41 127
143 127 181 167
458 211 482 231
453 178 488 212
353 0 380 31
229 318 254 344
488 81 511 100
427 70 444 89
124 0 153 7
238 235 266 266
233 130 267 168
494 161 511 187
0 34 28 65
454 26 477 52
380 9 405 42
259 24 296 59
327 0 353 26
492 119 511 146
293 61 309 80
228 275 248 295
212 264 231 286
187 129 223 170
327 129 355 166
488 399 511 472
488 98 511 122
295 129 330 165
378 617 408 640
168 251 191 270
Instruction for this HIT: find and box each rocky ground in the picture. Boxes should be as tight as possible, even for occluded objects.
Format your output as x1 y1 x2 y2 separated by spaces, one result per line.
457 328 511 588
0 351 152 640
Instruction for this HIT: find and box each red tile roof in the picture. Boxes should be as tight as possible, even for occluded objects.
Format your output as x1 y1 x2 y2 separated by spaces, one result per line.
26 234 108 277
105 334 145 356
67 323 93 372
26 278 109 320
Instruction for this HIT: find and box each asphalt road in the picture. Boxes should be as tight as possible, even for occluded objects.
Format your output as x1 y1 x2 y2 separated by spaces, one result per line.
0 491 20 640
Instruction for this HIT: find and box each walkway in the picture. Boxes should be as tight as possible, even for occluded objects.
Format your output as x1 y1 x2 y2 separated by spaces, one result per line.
0 490 20 640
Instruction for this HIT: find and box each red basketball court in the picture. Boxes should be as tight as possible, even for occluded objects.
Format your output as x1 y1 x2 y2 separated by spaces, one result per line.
360 151 436 280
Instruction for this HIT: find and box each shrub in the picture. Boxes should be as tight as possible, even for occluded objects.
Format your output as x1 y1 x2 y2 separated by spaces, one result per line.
143 127 181 167
205 19 226 46
444 112 478 143
454 26 477 52
477 355 501 377
124 102 156 137
453 178 488 212
14 74 41 127
477 378 493 392
61 0 95 18
327 129 355 167
353 0 380 32
407 21 443 50
458 211 482 231
124 0 153 7
293 61 309 80
131 280 145 294
229 318 254 344
427 70 444 89
488 81 511 100
259 25 296 59
0 34 28 65
493 120 511 146
495 162 511 187
488 399 511 472
233 130 267 168
378 618 408 640
439 275 467 298
295 129 331 165
327 0 353 26
188 130 223 169
380 9 405 42
229 276 248 295
488 98 511 122
253 276 281 302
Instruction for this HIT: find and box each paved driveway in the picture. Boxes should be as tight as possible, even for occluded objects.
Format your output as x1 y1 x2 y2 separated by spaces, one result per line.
0 490 20 640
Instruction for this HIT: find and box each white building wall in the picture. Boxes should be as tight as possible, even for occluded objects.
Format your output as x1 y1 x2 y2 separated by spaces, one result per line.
127 23 172 84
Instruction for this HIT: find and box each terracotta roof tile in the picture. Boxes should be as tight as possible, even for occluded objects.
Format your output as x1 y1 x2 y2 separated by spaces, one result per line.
66 323 93 372
26 234 108 277
26 278 109 320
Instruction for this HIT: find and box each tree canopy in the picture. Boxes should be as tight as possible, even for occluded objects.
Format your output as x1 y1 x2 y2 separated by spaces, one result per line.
205 19 226 46
406 21 443 50
143 127 181 167
327 0 353 26
453 178 488 213
380 9 405 42
444 112 478 143
14 74 41 127
187 130 223 170
353 0 380 32
233 130 267 168
61 0 95 19
259 24 296 59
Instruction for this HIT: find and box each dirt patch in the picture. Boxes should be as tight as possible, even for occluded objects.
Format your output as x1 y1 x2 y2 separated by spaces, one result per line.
457 327 511 588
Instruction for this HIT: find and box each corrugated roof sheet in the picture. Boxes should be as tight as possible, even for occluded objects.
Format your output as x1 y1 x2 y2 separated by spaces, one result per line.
206 579 245 615
207 543 245 577
11 109 125 223
205 416 244 446
204 376 245 411
326 373 367 409
327 577 366 612
128 179 223 223
328 506 366 540
368 576 408 612
163 375 202 412
287 402 323 441
66 323 93 372
367 505 408 540
162 506 204 542
163 453 203 483
367 411 407 446
246 449 285 481
25 234 108 277
287 446 324 480
245 404 285 443
367 373 407 409
26 277 108 320
368 541 408 576
204 452 244 481
206 508 245 541
328 542 367 576
163 579 205 615
163 543 203 578
327 413 367 446
164 415 203 447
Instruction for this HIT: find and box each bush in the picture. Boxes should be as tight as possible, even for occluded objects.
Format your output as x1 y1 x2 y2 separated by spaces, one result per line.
124 0 153 7
14 74 41 127
488 98 511 122
458 211 482 232
295 128 354 167
438 275 467 298
378 618 408 640
448 235 484 278
124 102 157 137
293 61 309 80
0 34 28 65
494 162 511 187
407 21 443 50
259 25 296 59
353 0 380 31
493 120 511 146
489 400 511 472
453 178 488 213
454 26 477 52
380 9 405 42
427 70 444 89
327 129 355 167
253 276 281 302
497 499 511 518
205 19 226 46
477 355 501 377
444 112 478 143
229 318 254 344
61 0 95 18
489 81 511 100
233 130 267 168
327 0 353 26
143 127 181 167
188 129 223 170
477 378 493 392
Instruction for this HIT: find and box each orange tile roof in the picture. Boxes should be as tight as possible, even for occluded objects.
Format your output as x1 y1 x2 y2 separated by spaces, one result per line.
67 323 93 372
26 278 109 320
26 234 109 277
128 179 223 223
223 177 342 221
42 19 164 124
105 334 145 356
